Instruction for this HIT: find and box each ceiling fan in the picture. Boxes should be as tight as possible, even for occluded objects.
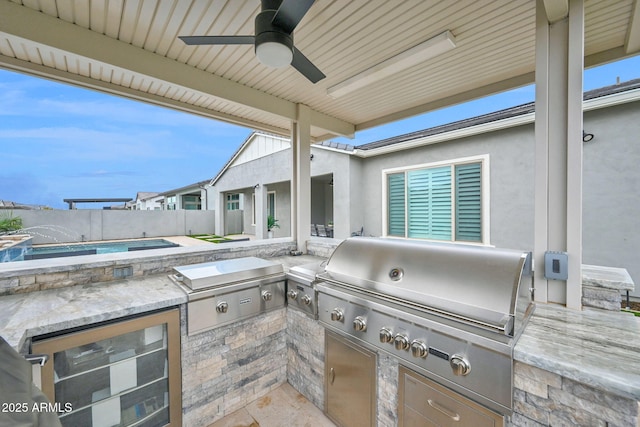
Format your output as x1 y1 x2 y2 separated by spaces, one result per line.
179 0 325 83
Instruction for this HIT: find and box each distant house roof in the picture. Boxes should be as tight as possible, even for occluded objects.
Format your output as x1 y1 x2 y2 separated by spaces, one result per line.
135 192 159 202
160 180 210 196
355 78 640 152
0 200 43 210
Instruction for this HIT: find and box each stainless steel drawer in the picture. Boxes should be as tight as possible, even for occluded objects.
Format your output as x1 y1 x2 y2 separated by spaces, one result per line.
399 366 503 427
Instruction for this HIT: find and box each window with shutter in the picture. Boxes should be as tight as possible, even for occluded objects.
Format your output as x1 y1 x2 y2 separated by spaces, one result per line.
455 163 482 242
385 157 486 244
387 173 406 236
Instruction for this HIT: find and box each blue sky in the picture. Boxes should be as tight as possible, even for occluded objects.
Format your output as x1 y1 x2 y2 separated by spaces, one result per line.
1 55 640 209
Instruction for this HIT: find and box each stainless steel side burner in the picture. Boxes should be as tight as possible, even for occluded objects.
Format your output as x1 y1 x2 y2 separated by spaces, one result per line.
316 237 534 416
171 257 285 335
285 261 326 319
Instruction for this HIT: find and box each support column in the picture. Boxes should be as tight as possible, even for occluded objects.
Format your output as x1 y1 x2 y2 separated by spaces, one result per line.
214 191 225 236
292 104 312 252
534 0 584 309
255 184 268 239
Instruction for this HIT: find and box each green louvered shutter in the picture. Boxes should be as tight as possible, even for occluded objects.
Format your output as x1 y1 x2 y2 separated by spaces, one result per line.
408 167 452 240
387 173 406 236
455 162 482 242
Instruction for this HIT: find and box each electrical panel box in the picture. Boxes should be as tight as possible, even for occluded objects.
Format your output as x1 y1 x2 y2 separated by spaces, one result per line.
544 251 568 280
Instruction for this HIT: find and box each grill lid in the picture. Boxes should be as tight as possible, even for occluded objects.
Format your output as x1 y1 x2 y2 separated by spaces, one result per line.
318 237 531 334
173 257 283 291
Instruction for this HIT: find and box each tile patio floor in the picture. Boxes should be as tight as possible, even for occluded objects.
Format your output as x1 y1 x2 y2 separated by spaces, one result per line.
207 383 337 427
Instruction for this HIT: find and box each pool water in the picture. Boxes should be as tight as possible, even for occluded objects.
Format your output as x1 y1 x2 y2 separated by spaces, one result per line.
23 239 179 260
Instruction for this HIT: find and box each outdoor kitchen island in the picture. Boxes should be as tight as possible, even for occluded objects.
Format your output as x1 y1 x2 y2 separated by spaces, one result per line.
0 247 638 426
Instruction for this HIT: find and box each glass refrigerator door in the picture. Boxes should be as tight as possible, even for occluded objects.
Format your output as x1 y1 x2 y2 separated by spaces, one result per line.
32 309 181 427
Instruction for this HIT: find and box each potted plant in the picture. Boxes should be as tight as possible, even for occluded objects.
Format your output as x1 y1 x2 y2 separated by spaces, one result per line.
267 215 279 238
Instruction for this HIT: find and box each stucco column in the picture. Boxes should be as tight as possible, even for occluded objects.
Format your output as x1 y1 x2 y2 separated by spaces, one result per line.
214 190 224 236
534 0 584 308
292 104 312 252
255 184 268 239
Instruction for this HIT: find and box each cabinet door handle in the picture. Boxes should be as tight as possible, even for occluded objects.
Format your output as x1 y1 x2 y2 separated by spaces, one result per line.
329 367 335 385
427 399 460 422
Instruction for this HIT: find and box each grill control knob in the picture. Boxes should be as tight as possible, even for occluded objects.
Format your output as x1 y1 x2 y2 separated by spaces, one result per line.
301 295 312 306
262 290 273 301
216 301 229 314
394 334 410 351
379 327 393 344
287 290 298 300
353 316 367 332
410 340 428 358
330 308 344 322
450 355 471 376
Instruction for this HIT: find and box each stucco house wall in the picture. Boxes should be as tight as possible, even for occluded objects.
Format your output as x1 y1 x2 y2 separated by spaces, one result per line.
582 101 640 296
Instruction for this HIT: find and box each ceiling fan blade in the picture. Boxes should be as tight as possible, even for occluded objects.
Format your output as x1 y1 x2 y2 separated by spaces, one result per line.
291 47 325 84
179 35 255 45
272 0 316 34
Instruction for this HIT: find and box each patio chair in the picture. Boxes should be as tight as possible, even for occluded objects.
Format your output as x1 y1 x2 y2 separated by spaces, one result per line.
311 224 318 236
351 226 364 236
317 224 328 237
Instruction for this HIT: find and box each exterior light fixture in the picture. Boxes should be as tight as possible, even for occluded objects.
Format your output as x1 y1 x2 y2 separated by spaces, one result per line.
582 131 594 142
327 30 456 98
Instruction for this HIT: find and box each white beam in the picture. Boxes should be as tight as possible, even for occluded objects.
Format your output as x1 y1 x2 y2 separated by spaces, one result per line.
0 1 354 138
533 0 584 309
543 0 570 23
293 104 312 252
626 0 640 54
566 0 584 310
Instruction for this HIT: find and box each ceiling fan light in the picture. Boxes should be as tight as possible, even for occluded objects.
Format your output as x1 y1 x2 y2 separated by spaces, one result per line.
256 42 293 68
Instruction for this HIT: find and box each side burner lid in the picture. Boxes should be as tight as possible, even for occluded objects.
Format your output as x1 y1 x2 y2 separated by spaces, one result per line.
173 257 283 290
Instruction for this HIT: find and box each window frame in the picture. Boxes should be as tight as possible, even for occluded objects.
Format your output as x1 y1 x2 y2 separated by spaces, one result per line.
381 154 491 245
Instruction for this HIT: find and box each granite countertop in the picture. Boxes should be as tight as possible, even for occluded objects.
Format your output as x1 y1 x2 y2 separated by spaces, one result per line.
515 303 640 400
0 255 325 354
0 274 187 353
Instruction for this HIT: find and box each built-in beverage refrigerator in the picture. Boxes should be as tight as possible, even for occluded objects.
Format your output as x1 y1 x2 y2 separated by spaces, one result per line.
31 309 181 427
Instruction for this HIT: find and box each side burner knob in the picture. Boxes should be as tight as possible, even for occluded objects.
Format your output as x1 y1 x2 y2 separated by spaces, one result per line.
287 290 298 300
216 301 229 314
262 290 273 301
450 355 471 376
301 295 312 305
379 327 393 344
394 334 410 351
330 308 344 322
410 340 428 358
353 316 367 332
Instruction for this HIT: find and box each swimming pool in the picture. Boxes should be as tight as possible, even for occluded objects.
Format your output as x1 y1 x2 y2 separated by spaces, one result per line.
21 239 179 261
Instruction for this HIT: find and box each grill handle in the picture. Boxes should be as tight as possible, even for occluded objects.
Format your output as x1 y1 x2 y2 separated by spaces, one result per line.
427 399 461 422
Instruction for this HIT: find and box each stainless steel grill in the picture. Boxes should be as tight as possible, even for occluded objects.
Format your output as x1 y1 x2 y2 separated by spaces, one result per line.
316 237 533 416
171 257 285 335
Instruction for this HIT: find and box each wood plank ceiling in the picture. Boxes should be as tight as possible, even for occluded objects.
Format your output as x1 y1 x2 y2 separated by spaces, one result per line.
0 0 638 140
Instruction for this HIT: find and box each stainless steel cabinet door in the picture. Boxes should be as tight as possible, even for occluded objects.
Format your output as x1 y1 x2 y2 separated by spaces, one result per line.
325 331 376 427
